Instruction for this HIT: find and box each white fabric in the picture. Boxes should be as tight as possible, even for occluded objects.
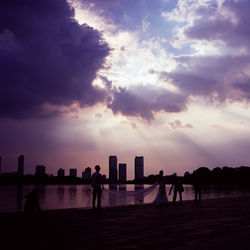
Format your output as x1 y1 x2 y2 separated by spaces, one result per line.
152 182 168 204
103 183 168 205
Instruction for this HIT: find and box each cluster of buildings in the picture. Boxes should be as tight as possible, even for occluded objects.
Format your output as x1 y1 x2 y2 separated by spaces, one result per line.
0 155 145 182
108 156 144 182
56 155 144 183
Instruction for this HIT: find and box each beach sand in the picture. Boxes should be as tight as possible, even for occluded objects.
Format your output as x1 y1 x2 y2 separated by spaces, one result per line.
1 197 250 249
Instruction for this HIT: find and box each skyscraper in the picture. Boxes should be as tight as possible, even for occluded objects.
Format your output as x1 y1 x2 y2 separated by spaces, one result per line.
135 156 144 180
119 163 127 183
18 155 24 176
35 165 46 176
109 156 117 183
69 168 77 177
57 168 65 177
82 167 91 181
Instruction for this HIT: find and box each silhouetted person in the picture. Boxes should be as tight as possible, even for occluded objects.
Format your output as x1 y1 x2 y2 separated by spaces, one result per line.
91 165 104 209
169 174 184 204
152 170 168 204
24 189 41 212
193 175 201 201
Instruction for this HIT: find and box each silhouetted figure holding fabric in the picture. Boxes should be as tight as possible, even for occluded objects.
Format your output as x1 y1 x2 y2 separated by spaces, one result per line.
169 174 184 204
24 189 41 212
92 165 104 209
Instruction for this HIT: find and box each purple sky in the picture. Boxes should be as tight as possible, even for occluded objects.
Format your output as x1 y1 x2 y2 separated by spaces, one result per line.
1 0 250 178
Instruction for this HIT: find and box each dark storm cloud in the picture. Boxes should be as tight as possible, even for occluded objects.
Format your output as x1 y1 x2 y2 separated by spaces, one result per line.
0 0 110 118
108 85 187 121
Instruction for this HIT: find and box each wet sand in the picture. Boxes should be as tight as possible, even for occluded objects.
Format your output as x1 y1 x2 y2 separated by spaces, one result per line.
1 197 250 249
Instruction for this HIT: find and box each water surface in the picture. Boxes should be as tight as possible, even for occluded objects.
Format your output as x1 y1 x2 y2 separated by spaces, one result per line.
0 184 250 213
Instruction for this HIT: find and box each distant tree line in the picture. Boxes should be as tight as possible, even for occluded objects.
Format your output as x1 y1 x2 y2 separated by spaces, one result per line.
145 166 250 185
187 166 250 185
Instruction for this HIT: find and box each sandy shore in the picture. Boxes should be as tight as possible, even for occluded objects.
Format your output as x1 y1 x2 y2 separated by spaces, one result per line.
1 197 250 249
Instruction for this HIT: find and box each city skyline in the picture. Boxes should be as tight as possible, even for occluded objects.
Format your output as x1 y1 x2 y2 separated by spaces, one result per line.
1 151 250 180
0 155 144 179
2 0 250 178
0 154 146 180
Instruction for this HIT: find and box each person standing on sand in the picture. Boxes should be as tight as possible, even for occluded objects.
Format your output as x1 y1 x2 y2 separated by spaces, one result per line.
169 174 184 204
91 165 104 209
193 174 201 201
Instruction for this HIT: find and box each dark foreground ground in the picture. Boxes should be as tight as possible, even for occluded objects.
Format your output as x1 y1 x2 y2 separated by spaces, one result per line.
1 197 250 250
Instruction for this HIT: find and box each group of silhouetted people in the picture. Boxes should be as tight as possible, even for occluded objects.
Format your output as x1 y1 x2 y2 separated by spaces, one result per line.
90 166 202 210
169 174 184 204
169 173 202 203
22 166 202 212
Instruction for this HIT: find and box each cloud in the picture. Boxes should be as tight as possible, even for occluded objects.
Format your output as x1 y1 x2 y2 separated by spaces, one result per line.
94 113 103 118
0 0 110 119
108 84 187 121
164 54 250 104
184 0 250 49
169 120 193 129
77 0 172 34
159 0 250 106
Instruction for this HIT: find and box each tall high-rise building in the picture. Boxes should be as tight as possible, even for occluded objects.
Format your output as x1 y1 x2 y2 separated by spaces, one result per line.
57 168 65 177
0 156 2 175
82 167 91 181
18 155 24 176
82 171 85 179
109 156 117 183
119 163 127 182
135 156 144 180
35 165 46 176
69 168 77 177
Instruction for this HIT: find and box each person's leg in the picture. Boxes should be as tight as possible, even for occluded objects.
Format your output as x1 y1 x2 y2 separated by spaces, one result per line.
97 189 102 209
195 189 198 201
92 189 97 209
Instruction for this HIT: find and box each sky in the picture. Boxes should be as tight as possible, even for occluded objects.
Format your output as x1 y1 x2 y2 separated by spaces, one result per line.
1 0 250 179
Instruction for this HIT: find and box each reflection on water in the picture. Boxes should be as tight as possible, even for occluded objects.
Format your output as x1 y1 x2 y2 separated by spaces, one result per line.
16 185 23 211
0 184 250 212
57 185 64 207
135 184 144 204
108 184 117 206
